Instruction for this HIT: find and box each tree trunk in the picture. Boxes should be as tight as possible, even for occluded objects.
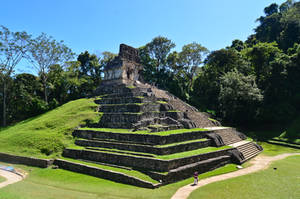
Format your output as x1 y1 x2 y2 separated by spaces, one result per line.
2 81 6 126
44 81 48 104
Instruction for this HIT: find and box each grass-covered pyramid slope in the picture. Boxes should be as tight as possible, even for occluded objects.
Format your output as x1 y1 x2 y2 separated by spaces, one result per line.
0 98 100 158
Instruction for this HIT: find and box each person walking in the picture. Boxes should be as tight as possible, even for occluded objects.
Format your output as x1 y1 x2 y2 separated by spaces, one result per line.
193 172 198 185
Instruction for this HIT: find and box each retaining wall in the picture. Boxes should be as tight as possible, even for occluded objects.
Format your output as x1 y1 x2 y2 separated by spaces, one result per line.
144 155 231 184
0 152 53 168
54 159 158 189
73 129 208 145
75 139 211 155
63 147 233 172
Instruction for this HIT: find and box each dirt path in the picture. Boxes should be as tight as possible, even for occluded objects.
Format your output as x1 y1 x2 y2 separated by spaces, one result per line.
171 153 300 199
0 170 24 189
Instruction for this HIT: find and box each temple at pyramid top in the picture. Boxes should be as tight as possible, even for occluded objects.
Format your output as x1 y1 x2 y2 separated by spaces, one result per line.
103 44 142 84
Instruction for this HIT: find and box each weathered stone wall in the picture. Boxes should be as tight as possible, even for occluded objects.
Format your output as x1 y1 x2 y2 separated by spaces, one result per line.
63 149 169 172
146 155 231 184
164 156 231 183
99 103 160 113
54 159 158 189
75 139 211 155
73 129 208 145
62 148 234 172
95 97 146 105
0 152 53 168
119 44 140 63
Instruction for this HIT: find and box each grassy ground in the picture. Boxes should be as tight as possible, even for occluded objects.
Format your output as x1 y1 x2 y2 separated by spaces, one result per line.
0 175 6 183
0 98 100 158
259 142 299 156
243 116 300 144
0 163 237 199
189 155 300 199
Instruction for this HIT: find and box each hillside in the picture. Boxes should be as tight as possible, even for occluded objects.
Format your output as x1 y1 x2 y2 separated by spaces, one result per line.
0 98 100 158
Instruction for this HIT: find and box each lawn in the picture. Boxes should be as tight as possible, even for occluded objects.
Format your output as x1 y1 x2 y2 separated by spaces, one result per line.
0 163 237 199
189 155 300 199
243 115 300 144
259 142 299 156
0 175 6 183
0 98 100 158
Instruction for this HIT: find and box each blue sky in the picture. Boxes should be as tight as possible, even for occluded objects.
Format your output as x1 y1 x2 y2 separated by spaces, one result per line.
1 0 285 73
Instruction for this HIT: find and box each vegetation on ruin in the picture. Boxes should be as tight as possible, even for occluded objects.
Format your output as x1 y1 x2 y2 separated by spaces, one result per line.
0 98 100 158
189 155 300 199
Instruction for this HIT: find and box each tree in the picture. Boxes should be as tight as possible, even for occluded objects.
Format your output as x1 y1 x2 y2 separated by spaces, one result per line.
11 73 46 122
146 36 175 71
254 1 300 50
264 3 279 16
191 48 252 111
245 42 282 89
178 42 208 99
27 33 74 104
143 36 175 88
218 69 263 124
0 25 30 126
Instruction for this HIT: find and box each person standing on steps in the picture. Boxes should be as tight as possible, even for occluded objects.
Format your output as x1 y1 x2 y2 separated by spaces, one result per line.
193 172 198 185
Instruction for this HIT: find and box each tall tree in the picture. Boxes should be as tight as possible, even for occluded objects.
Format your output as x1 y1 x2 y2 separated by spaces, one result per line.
27 33 74 103
0 25 30 126
218 69 263 124
178 42 208 97
143 36 175 88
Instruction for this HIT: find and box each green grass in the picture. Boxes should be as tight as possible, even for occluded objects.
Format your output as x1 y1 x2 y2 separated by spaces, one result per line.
189 155 300 199
79 127 207 136
100 103 145 106
157 146 232 160
0 175 6 183
0 162 237 199
156 100 167 104
278 116 300 143
0 98 100 158
208 118 218 122
259 142 299 156
243 116 300 144
79 127 149 134
126 85 136 89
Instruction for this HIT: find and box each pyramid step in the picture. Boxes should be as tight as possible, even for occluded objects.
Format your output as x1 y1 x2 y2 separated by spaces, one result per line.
99 103 160 113
75 138 211 155
73 129 207 145
62 146 232 172
95 96 151 105
161 155 231 183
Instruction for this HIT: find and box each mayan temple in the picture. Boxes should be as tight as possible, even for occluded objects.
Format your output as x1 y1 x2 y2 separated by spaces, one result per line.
58 44 263 188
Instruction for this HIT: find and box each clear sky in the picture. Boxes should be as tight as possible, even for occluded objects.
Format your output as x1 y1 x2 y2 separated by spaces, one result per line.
1 0 286 73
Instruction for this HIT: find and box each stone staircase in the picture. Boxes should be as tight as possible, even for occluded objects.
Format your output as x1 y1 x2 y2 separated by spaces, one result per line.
236 142 263 162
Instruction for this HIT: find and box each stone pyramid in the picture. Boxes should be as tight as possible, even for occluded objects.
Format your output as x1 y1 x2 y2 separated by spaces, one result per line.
58 44 263 188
